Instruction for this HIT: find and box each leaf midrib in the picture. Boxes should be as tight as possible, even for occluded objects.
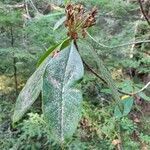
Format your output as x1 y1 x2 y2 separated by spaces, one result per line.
60 45 72 142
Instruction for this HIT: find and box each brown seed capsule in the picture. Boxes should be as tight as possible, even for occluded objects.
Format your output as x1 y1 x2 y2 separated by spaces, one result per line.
65 4 97 39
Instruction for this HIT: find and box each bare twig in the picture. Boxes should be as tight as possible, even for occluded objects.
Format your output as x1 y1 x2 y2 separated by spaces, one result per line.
0 3 25 9
73 39 107 84
86 31 150 49
86 31 110 48
84 57 150 96
110 40 150 48
82 54 150 96
29 0 40 14
25 0 31 19
133 81 150 94
129 21 140 59
74 35 150 97
138 0 150 26
84 62 150 96
119 81 150 96
10 27 18 97
83 60 107 84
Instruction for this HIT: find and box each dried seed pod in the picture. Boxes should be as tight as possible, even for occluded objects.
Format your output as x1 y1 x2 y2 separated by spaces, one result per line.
65 3 97 40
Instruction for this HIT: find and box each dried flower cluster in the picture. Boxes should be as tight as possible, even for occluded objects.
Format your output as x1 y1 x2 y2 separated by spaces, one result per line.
65 4 97 40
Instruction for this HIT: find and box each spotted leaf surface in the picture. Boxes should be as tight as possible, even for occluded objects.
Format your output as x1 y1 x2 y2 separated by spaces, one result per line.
42 42 84 143
13 57 51 123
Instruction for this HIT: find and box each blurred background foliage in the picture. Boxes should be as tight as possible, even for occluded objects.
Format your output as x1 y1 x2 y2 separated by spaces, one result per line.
0 0 150 149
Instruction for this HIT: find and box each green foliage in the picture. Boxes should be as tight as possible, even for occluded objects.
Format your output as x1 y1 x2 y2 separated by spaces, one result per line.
78 41 122 111
42 42 84 143
14 113 49 150
13 41 84 143
120 117 137 134
82 101 141 150
140 133 150 145
37 37 70 67
80 0 137 17
114 97 134 119
1 0 150 149
13 57 51 123
0 9 22 27
118 80 150 102
24 12 67 48
3 113 50 150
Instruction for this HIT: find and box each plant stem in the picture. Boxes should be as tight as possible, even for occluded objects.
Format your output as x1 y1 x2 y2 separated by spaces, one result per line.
138 0 150 26
86 31 150 49
86 31 110 48
75 39 150 98
10 27 18 97
116 123 123 150
74 40 123 111
29 0 40 14
83 60 107 84
119 81 150 96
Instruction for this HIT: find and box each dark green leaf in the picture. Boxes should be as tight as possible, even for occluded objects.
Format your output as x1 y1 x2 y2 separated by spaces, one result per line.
37 38 71 67
42 42 84 143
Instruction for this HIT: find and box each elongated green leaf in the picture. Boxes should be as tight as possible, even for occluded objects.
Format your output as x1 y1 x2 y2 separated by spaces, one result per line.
42 42 84 143
53 16 66 31
13 57 51 123
94 54 121 106
37 38 71 67
79 42 122 110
